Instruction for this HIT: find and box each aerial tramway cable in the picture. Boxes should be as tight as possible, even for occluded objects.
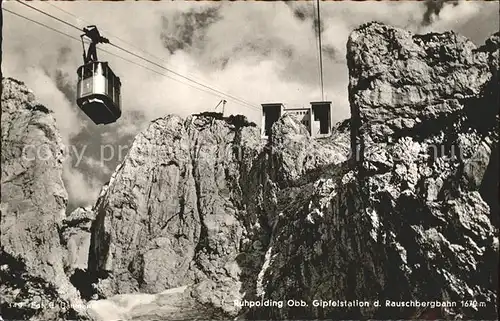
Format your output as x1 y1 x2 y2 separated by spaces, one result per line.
11 1 260 112
3 7 253 106
16 0 82 32
45 1 222 89
109 42 258 110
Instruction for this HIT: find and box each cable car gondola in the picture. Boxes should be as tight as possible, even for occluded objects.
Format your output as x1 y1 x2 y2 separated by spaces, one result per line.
76 26 121 125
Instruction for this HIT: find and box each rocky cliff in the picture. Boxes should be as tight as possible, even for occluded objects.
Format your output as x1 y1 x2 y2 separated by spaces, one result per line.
1 22 498 321
86 22 499 320
84 110 348 318
252 22 499 320
1 78 87 320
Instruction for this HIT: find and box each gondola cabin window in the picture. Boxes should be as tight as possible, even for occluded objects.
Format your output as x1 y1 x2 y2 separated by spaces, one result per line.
94 62 102 76
79 64 94 96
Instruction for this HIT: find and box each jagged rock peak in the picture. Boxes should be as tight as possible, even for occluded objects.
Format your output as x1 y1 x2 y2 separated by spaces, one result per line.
337 22 499 319
347 21 499 149
1 78 88 320
87 110 262 301
86 101 348 319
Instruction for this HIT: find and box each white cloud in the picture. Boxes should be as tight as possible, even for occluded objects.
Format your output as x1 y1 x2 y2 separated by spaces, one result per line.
62 161 101 209
14 67 82 143
419 0 482 34
82 157 112 177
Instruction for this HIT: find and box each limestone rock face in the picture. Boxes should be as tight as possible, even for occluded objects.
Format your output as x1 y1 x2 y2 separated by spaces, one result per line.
87 111 349 316
87 23 498 320
269 113 349 186
1 78 87 320
347 22 499 227
252 23 498 320
347 23 496 143
87 114 259 314
61 207 96 274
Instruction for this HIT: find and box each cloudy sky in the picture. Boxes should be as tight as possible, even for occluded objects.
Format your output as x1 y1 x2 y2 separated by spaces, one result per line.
2 0 498 212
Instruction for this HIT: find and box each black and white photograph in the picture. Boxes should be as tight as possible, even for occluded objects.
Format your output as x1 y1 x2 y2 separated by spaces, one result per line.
1 0 499 320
